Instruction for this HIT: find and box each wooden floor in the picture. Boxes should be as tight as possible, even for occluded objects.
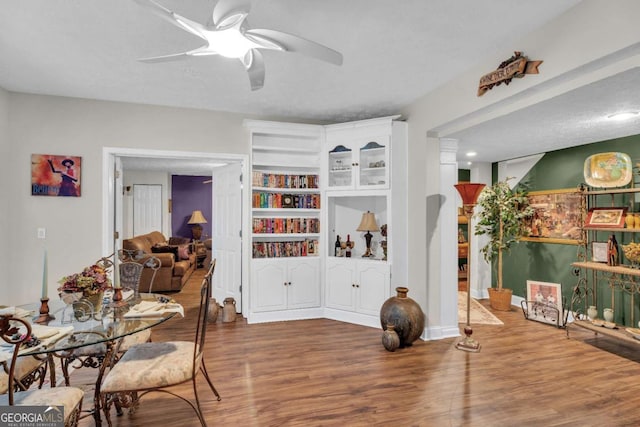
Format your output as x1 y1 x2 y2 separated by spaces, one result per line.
76 269 640 426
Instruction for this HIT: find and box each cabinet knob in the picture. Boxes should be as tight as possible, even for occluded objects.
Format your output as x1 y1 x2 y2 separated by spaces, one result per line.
356 284 360 288
288 281 292 286
352 162 358 166
284 282 287 286
352 283 356 287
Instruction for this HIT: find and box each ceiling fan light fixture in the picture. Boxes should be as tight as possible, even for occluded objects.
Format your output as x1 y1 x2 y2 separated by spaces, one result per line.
607 111 639 121
209 28 262 58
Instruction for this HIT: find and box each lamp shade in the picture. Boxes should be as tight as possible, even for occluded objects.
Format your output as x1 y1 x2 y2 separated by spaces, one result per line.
455 183 486 205
188 210 208 225
357 211 379 232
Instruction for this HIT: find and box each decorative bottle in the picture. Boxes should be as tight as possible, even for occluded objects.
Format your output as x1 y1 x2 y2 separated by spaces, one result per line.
345 234 352 258
381 323 400 352
379 287 426 348
335 235 341 257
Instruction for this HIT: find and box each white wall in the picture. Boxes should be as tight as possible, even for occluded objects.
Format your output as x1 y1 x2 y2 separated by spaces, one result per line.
401 0 640 338
6 93 251 305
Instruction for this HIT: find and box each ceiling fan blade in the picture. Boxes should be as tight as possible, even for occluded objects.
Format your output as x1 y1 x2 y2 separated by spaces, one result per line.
138 52 191 63
211 0 251 29
243 49 265 91
133 0 207 40
246 29 343 66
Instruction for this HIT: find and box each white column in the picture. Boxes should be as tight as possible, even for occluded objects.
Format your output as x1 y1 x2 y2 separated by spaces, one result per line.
434 138 460 338
470 163 492 299
426 138 460 339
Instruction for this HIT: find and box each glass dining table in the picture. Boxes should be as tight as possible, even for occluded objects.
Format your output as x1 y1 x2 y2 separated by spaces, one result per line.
2 290 181 426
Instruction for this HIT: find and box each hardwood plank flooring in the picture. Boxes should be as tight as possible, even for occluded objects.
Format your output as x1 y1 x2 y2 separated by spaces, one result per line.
74 269 640 426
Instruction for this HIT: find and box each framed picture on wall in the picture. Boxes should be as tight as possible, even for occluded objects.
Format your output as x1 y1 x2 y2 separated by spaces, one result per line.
520 188 583 245
31 154 82 197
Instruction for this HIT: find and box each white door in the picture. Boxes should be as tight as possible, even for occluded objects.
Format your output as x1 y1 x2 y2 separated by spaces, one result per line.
113 156 124 271
133 184 162 235
212 162 243 310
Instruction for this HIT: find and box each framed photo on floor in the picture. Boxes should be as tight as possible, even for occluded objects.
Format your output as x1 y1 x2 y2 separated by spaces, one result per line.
525 280 563 326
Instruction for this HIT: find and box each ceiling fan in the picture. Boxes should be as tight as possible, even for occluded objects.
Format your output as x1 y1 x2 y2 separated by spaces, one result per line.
133 0 343 90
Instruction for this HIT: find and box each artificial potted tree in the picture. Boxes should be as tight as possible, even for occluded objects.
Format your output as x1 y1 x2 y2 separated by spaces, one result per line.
475 178 533 311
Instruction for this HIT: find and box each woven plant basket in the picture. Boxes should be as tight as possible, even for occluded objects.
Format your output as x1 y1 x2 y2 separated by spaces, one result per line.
488 288 513 311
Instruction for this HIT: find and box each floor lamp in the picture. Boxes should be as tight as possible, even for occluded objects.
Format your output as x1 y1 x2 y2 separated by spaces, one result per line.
454 183 485 353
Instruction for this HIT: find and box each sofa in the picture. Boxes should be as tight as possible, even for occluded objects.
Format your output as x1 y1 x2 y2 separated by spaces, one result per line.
122 231 196 292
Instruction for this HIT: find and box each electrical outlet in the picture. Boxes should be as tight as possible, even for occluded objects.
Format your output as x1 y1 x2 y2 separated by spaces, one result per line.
37 228 46 239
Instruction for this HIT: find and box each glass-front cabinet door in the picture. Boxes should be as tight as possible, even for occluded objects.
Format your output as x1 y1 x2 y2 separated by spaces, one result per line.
327 137 390 189
328 144 353 188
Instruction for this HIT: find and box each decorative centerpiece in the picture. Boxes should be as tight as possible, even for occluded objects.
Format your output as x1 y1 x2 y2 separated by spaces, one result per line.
58 259 113 316
622 242 640 268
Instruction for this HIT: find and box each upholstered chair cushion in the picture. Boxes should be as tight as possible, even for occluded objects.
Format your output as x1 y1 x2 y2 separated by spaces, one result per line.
101 341 199 392
120 329 152 351
0 356 44 394
0 386 83 423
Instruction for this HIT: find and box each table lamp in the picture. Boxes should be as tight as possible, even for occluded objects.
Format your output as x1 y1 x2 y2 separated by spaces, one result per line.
357 211 379 257
188 210 207 241
454 183 485 352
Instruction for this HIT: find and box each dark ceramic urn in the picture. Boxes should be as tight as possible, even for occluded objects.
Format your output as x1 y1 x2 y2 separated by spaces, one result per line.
380 287 425 347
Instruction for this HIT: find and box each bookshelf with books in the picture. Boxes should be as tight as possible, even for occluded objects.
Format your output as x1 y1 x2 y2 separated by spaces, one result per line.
245 120 324 320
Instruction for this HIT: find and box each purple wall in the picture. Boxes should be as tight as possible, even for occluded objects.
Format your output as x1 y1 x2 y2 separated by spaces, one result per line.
171 175 212 240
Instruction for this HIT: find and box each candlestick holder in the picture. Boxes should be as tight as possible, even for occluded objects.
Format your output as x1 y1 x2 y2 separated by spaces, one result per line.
35 297 55 324
110 286 128 308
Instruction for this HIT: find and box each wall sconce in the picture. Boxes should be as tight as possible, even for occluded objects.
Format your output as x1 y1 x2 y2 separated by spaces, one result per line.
357 211 379 258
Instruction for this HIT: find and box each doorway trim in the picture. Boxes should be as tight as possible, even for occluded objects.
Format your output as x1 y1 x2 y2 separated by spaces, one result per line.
102 147 250 316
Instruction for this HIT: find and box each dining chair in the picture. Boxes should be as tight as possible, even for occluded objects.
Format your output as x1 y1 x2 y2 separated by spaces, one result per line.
1 354 49 394
100 259 221 426
0 315 84 427
58 250 160 385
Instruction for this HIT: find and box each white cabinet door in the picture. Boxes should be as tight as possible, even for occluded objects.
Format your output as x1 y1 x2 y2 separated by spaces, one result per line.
356 262 390 316
356 136 390 189
251 260 287 312
326 258 356 311
288 258 320 309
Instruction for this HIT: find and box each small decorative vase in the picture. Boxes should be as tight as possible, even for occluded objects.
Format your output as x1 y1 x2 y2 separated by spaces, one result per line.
380 287 425 348
381 323 400 352
635 214 640 229
222 297 236 323
603 308 614 322
587 305 598 320
626 214 635 229
83 290 104 315
207 298 219 323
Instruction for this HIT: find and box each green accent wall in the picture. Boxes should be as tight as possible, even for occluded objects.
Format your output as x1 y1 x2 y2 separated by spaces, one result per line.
499 134 640 312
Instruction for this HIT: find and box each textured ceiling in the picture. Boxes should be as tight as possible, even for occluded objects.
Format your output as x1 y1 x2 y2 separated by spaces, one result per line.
0 0 579 124
4 0 638 167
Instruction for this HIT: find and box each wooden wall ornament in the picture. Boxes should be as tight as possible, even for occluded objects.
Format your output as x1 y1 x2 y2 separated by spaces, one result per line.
477 51 543 96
